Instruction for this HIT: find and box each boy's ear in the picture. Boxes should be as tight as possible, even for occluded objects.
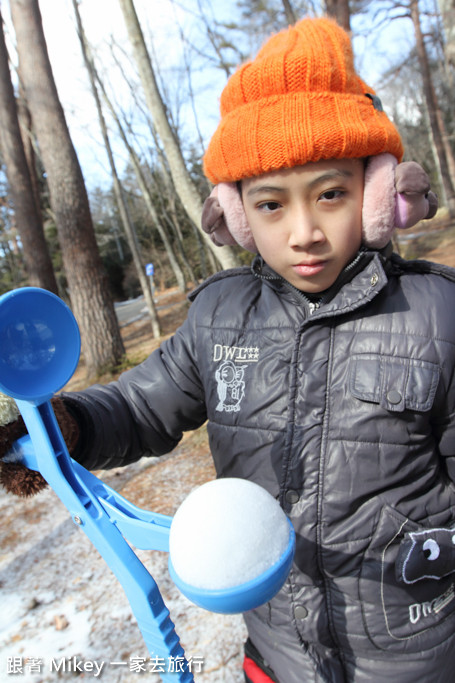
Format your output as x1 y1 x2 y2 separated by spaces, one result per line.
362 153 438 249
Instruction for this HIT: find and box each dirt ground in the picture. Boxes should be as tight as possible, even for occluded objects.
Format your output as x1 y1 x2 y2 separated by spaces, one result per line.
396 211 455 266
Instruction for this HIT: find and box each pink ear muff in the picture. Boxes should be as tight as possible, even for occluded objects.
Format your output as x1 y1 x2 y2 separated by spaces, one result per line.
217 183 258 253
201 183 258 253
361 153 397 249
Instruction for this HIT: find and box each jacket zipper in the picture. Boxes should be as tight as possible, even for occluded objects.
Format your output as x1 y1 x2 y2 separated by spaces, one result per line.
254 250 367 316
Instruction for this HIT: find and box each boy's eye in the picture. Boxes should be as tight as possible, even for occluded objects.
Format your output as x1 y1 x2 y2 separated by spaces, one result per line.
319 189 344 201
258 201 281 212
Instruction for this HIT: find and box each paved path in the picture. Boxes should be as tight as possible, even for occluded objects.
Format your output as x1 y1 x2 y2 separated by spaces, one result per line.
115 292 184 327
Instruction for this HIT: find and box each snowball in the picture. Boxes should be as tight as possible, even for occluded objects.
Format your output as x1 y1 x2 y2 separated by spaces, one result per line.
169 478 290 590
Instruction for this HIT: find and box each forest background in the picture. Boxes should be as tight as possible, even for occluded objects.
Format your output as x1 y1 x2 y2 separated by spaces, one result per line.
0 0 455 378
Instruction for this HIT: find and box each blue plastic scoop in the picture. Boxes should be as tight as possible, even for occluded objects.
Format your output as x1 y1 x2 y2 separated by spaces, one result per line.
0 287 80 404
0 287 295 678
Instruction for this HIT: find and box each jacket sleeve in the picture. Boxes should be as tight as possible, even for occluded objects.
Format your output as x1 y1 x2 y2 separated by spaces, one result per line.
61 309 207 471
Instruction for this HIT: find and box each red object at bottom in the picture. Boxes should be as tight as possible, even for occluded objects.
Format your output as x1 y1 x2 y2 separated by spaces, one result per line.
243 656 276 683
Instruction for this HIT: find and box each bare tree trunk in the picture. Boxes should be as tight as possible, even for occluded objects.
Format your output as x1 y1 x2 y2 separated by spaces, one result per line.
109 38 215 280
282 0 298 25
438 0 455 68
72 0 161 337
410 0 455 216
9 0 125 377
325 0 351 31
0 8 57 293
16 89 42 219
93 62 187 293
108 37 207 283
118 0 239 270
150 167 198 285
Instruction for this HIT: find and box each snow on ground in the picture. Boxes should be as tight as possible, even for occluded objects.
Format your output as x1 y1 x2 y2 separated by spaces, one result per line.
0 438 247 682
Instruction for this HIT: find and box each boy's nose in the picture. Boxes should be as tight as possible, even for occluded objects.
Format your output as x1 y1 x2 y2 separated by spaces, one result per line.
288 207 325 248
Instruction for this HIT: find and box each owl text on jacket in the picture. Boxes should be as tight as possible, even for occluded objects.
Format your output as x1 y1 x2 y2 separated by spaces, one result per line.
213 344 259 363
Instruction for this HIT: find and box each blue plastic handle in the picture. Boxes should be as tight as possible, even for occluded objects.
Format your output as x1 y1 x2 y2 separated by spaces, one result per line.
0 288 193 682
14 433 173 552
15 402 192 683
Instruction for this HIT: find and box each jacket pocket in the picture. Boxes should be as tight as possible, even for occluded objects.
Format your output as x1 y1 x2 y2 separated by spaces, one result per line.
349 354 440 413
359 506 455 653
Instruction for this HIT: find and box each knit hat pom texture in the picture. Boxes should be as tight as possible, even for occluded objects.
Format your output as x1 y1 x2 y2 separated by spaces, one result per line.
204 18 404 184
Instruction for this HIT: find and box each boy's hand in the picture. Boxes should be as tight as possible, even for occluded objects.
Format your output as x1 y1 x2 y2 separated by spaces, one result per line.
0 397 79 497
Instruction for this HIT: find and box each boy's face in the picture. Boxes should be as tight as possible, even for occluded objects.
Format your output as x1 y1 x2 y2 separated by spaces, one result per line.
241 158 364 294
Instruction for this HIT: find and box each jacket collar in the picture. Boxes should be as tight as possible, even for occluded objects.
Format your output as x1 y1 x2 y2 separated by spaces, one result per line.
251 246 391 315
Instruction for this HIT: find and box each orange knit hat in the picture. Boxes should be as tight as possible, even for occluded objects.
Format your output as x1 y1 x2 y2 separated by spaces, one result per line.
203 17 404 184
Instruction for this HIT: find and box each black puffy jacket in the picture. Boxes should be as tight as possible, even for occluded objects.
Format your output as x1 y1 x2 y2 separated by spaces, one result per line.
65 249 455 682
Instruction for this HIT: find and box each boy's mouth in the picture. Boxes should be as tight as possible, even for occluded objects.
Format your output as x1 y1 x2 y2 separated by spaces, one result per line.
292 261 327 277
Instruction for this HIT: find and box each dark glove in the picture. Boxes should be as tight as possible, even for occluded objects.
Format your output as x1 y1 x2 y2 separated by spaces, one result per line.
0 396 80 497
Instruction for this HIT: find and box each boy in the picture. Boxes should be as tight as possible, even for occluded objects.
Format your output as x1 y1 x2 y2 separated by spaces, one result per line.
2 17 455 683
